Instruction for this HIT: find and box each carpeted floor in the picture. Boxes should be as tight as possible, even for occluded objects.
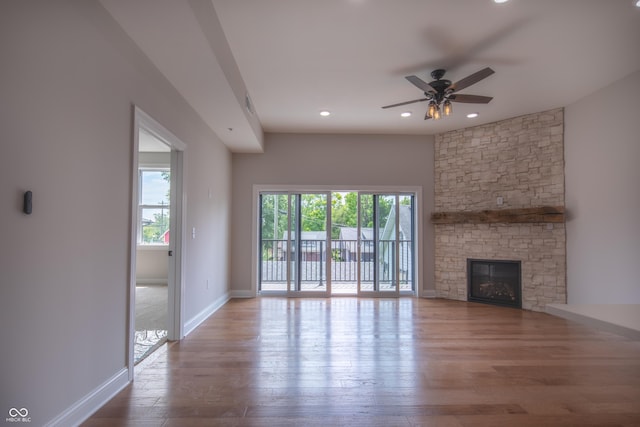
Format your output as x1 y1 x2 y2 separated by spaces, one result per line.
135 285 167 363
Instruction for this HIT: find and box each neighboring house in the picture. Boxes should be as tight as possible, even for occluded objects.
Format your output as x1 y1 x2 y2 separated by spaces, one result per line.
379 205 413 283
281 231 328 261
335 227 374 262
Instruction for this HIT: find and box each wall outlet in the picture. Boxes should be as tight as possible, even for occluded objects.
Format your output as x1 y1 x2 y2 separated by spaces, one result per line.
192 227 196 239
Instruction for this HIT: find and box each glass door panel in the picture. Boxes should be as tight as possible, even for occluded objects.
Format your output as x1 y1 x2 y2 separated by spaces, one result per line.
377 195 398 294
331 192 358 295
358 194 374 292
288 194 299 292
290 193 329 294
259 193 289 292
398 194 415 292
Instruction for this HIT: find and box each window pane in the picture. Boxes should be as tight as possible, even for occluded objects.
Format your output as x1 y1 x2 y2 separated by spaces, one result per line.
141 170 170 205
141 207 170 244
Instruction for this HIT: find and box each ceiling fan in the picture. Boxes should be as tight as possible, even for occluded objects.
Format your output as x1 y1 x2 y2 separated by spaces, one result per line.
382 67 495 120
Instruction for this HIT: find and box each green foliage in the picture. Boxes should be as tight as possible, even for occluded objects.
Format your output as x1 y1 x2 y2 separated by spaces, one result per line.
260 194 289 240
260 192 397 241
142 208 170 244
300 194 327 232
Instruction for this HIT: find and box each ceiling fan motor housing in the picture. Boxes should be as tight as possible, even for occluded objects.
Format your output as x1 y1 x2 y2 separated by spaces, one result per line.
430 69 447 80
427 79 451 103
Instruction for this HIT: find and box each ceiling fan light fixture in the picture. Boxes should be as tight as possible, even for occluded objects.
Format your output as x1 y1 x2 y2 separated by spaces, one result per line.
443 100 453 116
433 106 441 120
427 101 437 118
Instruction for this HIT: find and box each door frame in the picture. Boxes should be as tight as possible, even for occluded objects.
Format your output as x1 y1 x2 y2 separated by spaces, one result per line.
128 106 186 379
252 185 422 298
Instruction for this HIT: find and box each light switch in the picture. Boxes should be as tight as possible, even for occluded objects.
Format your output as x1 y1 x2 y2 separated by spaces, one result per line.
497 196 504 206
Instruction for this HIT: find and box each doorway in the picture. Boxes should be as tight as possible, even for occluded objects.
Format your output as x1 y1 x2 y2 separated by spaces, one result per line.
129 107 185 372
258 189 416 297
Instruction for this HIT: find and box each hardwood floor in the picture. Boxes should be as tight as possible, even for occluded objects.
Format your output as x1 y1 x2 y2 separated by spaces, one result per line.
84 298 640 426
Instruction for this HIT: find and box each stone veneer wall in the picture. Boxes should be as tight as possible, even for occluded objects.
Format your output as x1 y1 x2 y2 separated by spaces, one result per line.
434 108 566 311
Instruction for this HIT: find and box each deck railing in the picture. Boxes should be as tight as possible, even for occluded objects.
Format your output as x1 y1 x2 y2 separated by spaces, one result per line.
260 239 413 285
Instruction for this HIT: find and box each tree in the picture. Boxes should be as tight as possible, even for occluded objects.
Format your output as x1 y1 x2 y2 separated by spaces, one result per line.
332 192 392 230
300 194 327 232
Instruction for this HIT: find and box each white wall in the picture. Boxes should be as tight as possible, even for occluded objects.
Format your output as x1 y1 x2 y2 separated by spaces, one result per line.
565 70 640 303
0 1 231 425
136 248 168 284
231 133 435 295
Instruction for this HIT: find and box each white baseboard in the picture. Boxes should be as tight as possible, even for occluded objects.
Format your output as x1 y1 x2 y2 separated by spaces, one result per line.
184 292 231 336
45 368 129 427
230 289 255 298
546 304 640 340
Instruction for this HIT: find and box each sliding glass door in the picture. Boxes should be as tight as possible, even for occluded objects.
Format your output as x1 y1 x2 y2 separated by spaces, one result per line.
259 190 414 297
259 192 330 296
358 193 414 296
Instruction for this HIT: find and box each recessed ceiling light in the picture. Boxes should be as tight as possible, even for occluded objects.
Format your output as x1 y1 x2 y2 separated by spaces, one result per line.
319 110 331 117
494 0 509 3
401 112 412 118
467 112 479 118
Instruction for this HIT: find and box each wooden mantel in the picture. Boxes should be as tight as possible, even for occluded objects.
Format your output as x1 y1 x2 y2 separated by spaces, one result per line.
431 206 565 224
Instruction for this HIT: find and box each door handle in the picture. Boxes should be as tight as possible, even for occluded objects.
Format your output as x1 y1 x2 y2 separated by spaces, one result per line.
168 250 173 256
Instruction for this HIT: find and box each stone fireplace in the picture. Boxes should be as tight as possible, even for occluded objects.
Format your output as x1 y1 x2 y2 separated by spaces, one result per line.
433 108 566 312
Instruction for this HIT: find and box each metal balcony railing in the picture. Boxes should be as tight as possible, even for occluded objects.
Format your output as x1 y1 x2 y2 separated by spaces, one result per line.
260 239 413 285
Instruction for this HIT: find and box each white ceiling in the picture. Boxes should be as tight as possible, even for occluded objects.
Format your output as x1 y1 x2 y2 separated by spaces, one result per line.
103 0 640 152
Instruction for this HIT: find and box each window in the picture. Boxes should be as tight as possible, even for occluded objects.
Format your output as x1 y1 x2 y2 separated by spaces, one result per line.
138 169 170 245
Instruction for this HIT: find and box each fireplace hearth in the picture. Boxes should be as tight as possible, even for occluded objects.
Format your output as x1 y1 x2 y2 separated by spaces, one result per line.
467 259 521 308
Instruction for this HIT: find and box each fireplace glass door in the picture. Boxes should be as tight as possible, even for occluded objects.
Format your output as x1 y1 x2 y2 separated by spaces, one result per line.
467 259 521 308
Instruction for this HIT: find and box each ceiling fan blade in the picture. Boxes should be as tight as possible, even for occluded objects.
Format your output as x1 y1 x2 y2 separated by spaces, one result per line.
450 67 495 92
405 75 436 93
381 98 428 109
449 94 493 104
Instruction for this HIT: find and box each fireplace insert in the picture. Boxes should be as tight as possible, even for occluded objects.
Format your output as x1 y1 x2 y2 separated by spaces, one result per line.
467 259 521 308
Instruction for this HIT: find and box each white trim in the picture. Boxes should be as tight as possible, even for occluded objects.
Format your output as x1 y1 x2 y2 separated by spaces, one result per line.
231 289 255 298
546 304 640 340
134 107 186 151
129 106 187 382
136 244 169 250
250 185 260 298
128 108 141 380
184 292 231 336
168 148 186 341
45 368 128 427
135 279 168 285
